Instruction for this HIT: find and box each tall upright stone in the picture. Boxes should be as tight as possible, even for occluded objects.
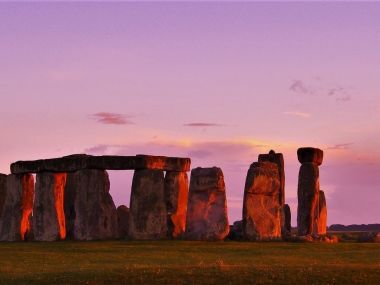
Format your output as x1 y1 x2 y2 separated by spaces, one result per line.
164 171 189 238
129 169 167 240
64 169 118 240
242 162 282 240
297 147 323 236
258 150 285 205
281 204 292 238
185 167 229 241
33 173 67 241
20 173 35 241
317 190 327 235
0 174 7 220
0 174 34 241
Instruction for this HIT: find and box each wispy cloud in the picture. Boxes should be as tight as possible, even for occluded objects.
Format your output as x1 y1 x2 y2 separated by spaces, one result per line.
289 78 353 102
183 122 225 127
327 143 354 150
289 80 314 95
84 144 109 154
90 112 135 125
283 111 311 118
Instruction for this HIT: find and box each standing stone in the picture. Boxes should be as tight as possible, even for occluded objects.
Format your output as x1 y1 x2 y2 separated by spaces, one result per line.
317 190 327 235
243 162 282 240
64 169 118 240
281 204 292 238
164 171 189 238
33 173 67 241
0 174 7 220
185 167 229 241
297 147 323 237
0 174 34 241
129 169 167 240
117 205 129 239
20 173 35 241
258 150 285 205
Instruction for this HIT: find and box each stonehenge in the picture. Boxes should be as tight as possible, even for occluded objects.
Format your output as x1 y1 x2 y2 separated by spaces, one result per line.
64 169 118 240
242 162 282 240
281 204 292 238
0 174 6 218
0 174 34 241
297 147 323 237
10 154 191 174
33 172 67 241
164 171 189 238
258 150 285 205
129 169 167 240
0 154 190 241
317 190 327 235
0 147 329 242
257 150 292 239
185 167 229 241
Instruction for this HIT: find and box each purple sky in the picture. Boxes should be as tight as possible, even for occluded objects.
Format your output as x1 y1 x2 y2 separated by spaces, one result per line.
0 2 379 225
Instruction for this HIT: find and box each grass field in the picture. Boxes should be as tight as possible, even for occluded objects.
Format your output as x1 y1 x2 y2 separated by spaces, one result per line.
0 241 379 284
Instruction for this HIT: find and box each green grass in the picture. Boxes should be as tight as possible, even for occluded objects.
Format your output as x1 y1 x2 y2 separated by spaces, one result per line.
0 241 379 284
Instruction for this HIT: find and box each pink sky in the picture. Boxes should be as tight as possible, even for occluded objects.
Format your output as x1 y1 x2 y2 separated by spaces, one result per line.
0 2 379 225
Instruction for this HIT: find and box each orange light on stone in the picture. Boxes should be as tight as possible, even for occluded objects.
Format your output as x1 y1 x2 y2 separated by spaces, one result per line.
54 173 67 240
165 172 189 238
145 159 166 170
20 174 34 241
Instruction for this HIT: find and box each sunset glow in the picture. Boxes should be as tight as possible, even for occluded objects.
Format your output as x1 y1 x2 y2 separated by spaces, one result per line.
1 2 379 226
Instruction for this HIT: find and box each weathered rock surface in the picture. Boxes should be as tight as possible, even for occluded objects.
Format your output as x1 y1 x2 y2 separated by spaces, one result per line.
164 171 189 238
117 205 129 239
0 174 7 219
64 169 118 240
11 154 191 174
258 150 285 205
297 162 320 236
297 147 323 166
33 173 67 241
243 162 281 240
20 174 35 241
317 190 327 235
0 174 34 241
281 204 292 238
228 220 244 241
185 167 229 241
129 169 167 240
